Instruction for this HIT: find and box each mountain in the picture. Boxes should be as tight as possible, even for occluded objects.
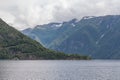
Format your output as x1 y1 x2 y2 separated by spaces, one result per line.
22 15 120 59
22 18 79 47
22 23 62 46
0 18 90 60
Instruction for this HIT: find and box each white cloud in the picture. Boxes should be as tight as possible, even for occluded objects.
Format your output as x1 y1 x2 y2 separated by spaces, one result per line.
0 0 120 30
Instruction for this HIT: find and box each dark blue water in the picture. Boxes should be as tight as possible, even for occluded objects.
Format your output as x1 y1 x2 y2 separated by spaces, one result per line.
0 60 120 80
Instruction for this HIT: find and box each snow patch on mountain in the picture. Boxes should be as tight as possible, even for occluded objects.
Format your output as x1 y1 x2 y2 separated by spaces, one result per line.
55 23 62 27
100 34 105 39
83 16 95 20
71 23 75 27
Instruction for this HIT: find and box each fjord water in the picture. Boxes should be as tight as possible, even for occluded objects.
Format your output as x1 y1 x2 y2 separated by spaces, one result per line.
0 60 120 80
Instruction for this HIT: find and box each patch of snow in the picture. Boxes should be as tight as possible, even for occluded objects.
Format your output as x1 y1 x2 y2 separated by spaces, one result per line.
71 23 75 27
83 16 95 20
96 33 105 44
100 34 105 39
55 23 62 27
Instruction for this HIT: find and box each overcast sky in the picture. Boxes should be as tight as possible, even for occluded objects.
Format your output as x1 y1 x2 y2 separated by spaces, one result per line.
0 0 120 30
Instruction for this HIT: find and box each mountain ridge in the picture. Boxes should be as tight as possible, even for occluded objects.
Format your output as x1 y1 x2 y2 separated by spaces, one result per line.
0 18 90 60
23 15 120 59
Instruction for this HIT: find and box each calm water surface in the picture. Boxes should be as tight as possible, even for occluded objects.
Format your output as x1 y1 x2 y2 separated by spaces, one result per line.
0 60 120 80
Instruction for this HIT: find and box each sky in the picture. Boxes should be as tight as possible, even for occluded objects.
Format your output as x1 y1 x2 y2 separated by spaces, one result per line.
0 0 120 30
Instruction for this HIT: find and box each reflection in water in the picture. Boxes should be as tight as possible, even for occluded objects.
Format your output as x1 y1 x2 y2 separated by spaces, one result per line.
0 60 120 80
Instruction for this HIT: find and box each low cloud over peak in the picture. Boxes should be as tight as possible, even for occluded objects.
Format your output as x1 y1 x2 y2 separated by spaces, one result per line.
0 0 120 30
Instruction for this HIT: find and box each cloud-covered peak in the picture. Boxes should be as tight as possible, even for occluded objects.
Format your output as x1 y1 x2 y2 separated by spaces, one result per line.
0 0 120 30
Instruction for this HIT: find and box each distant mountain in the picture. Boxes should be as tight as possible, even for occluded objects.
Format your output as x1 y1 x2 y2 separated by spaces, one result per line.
22 18 79 47
0 18 90 60
22 15 120 59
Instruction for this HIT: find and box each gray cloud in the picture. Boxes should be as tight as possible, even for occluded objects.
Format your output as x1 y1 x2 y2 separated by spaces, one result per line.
0 0 120 30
